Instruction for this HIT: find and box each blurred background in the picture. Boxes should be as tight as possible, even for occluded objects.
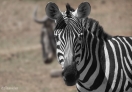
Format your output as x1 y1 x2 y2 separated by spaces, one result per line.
0 0 132 92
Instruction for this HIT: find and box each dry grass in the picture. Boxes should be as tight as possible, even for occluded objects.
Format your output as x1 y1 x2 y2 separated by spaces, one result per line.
0 0 132 92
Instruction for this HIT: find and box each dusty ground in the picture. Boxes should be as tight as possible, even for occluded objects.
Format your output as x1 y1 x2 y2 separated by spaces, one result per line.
0 0 132 92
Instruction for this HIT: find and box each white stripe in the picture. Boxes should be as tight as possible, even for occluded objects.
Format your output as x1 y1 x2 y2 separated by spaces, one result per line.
59 56 64 61
91 22 96 32
129 37 132 40
61 62 64 69
57 41 61 45
104 41 110 79
108 40 118 90
76 83 88 92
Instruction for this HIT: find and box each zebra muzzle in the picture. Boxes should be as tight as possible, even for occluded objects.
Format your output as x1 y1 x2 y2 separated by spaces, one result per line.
62 62 79 86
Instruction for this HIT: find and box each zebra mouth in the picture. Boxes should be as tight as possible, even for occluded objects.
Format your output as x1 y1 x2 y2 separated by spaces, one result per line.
62 63 79 86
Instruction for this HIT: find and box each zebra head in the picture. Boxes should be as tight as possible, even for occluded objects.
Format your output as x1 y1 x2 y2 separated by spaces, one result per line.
45 2 91 86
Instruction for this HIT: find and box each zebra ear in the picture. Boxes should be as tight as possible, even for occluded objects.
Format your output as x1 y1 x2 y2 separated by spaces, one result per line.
45 2 62 19
74 2 91 18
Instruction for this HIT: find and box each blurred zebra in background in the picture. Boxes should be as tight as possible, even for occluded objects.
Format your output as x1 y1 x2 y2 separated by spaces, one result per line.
33 7 56 64
45 2 132 92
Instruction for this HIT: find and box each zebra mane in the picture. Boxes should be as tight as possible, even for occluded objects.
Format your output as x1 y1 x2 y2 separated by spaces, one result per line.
66 3 75 17
82 18 112 40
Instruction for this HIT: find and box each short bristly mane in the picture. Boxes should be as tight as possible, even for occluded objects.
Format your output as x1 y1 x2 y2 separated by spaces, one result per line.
66 3 75 17
81 18 112 40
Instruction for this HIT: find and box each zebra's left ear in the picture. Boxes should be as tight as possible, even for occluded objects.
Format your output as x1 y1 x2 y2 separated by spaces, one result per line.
73 2 91 18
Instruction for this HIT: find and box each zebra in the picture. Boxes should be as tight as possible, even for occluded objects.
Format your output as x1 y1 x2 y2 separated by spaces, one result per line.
33 7 56 64
45 2 132 92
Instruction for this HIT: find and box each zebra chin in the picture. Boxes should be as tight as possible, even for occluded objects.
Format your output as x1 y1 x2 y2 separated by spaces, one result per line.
63 78 76 86
62 62 79 86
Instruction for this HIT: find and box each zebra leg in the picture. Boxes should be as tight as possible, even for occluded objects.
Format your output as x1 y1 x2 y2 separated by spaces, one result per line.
41 29 53 64
41 30 48 63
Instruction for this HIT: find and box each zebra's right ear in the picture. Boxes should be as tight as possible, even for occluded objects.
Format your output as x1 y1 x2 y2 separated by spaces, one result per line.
45 2 62 20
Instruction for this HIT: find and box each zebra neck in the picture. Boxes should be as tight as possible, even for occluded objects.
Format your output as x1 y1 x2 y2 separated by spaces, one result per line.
77 31 105 91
